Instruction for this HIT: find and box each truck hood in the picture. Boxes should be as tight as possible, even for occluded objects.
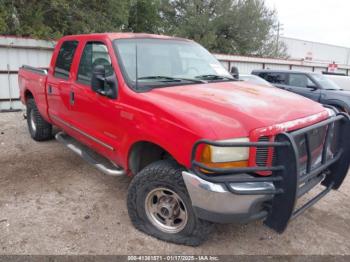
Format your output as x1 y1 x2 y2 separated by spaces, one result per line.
143 81 327 139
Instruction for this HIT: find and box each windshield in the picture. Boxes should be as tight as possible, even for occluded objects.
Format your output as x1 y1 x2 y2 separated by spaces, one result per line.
312 74 342 90
113 38 233 91
326 76 350 91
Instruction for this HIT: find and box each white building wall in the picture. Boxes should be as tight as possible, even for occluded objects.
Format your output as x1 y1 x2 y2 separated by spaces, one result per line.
281 37 350 65
215 53 350 76
229 62 263 74
265 64 290 70
289 66 313 72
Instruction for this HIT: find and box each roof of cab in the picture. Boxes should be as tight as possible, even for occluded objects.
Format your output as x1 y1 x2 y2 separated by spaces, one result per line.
60 32 191 42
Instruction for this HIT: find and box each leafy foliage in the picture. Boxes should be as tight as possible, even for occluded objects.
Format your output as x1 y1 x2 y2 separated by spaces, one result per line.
0 0 287 58
0 0 129 39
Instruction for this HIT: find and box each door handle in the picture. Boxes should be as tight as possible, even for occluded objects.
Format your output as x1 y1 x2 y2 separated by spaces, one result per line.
70 91 75 105
48 85 53 94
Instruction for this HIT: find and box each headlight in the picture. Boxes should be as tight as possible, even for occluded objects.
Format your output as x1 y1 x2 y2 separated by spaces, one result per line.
200 137 249 169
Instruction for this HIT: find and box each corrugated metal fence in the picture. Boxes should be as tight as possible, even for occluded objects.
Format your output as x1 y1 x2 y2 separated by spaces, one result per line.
216 54 350 75
1 36 350 111
0 36 54 111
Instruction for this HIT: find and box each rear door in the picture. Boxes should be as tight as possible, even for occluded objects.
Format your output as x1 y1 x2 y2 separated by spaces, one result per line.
286 73 321 101
47 40 78 125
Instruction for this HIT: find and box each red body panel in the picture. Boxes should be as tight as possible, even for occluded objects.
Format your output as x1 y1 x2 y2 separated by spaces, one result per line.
19 70 49 121
18 33 329 174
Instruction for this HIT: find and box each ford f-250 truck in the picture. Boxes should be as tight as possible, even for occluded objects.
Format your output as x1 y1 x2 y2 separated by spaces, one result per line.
18 33 350 246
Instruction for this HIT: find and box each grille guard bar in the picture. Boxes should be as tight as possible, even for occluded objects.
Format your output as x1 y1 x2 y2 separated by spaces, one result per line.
190 112 350 233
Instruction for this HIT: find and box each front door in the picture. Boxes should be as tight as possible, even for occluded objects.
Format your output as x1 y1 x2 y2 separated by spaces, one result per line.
286 73 321 102
70 41 121 160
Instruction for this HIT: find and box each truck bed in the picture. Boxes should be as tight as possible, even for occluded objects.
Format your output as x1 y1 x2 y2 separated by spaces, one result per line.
18 65 49 120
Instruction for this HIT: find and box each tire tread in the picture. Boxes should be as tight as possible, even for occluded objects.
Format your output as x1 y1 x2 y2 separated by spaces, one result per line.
27 98 52 141
127 160 213 246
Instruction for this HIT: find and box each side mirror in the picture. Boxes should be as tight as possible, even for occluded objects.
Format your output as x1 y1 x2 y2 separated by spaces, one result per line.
91 65 105 92
230 66 239 79
307 85 317 90
91 65 117 99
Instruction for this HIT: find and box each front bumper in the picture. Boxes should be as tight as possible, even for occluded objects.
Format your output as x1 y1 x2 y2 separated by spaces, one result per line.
185 112 350 232
182 171 274 223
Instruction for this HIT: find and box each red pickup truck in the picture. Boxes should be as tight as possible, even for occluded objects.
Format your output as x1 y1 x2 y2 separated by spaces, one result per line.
18 33 350 246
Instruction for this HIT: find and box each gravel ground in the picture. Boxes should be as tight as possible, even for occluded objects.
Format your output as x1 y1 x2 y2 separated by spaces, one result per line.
0 111 350 255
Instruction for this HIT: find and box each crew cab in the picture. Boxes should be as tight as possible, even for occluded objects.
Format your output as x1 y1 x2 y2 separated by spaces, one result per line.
252 69 350 113
18 33 350 246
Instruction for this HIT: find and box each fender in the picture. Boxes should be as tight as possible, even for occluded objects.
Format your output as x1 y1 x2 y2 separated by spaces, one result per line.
121 124 199 172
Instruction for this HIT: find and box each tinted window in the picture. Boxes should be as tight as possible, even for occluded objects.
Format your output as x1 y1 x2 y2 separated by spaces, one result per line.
54 41 78 79
261 73 287 84
77 42 113 85
289 74 315 88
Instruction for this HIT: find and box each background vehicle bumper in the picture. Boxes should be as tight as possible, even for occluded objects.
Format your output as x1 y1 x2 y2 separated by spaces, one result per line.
182 171 274 223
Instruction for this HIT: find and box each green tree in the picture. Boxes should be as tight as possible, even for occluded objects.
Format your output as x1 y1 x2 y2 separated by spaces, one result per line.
0 0 287 58
159 0 218 48
0 0 129 39
127 0 161 33
0 0 9 32
159 0 287 58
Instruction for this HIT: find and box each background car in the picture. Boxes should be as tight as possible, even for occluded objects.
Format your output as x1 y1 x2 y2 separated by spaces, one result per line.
252 69 350 113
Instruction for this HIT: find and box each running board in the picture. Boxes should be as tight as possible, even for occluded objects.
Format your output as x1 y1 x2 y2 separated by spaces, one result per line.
55 132 126 176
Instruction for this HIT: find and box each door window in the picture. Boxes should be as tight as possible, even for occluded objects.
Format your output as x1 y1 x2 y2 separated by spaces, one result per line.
54 41 78 79
260 73 287 84
289 74 315 88
77 42 113 86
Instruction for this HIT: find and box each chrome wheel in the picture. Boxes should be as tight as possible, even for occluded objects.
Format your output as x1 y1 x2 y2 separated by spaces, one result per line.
30 109 36 133
145 187 188 233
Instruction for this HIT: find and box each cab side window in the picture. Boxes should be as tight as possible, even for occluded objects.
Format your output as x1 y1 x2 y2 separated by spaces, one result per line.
77 42 113 86
289 74 315 88
54 41 78 79
264 73 287 84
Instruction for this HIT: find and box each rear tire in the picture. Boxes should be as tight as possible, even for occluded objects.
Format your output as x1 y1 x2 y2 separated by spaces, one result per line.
127 160 213 246
26 98 52 141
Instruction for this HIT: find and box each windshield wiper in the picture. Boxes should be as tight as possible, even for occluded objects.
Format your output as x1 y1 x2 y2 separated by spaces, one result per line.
138 75 205 83
195 74 235 81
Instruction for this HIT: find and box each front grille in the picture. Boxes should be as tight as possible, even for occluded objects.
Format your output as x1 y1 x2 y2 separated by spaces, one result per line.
256 136 269 166
295 125 328 175
256 136 277 167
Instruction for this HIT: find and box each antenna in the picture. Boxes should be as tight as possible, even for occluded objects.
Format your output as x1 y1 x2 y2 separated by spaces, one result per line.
135 43 138 90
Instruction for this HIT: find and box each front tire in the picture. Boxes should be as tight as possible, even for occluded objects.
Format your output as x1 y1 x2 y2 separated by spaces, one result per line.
127 160 213 246
26 98 52 141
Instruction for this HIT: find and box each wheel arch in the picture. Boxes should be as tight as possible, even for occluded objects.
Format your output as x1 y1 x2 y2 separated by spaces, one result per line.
127 140 177 176
24 88 34 103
